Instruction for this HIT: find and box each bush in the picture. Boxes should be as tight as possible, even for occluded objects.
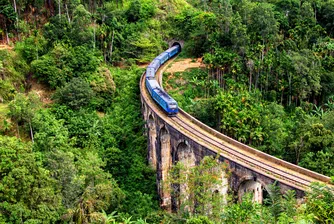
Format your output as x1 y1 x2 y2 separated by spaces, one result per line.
52 78 95 110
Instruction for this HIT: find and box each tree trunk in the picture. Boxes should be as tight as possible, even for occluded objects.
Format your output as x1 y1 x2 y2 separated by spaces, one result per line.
314 6 317 22
93 20 96 49
65 4 70 23
16 122 20 138
255 71 259 90
288 73 292 106
29 121 34 143
281 89 284 105
13 0 18 38
6 30 10 45
249 72 252 92
13 0 17 13
109 29 115 61
104 45 107 63
58 0 61 19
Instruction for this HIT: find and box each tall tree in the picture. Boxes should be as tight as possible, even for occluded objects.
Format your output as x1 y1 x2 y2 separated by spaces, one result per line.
0 136 62 223
8 92 41 141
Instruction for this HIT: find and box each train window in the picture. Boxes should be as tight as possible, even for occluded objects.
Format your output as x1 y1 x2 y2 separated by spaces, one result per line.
169 103 177 109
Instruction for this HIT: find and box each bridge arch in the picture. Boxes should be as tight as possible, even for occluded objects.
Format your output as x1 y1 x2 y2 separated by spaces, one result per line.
176 141 196 166
238 176 269 203
147 113 155 128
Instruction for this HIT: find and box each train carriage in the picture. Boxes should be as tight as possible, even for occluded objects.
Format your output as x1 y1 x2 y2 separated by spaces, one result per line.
146 67 156 79
156 52 169 65
166 45 180 58
152 88 179 116
148 59 161 72
145 78 159 94
145 45 181 116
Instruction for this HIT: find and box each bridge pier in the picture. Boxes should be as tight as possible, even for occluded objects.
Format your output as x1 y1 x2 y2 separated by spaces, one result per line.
175 141 196 212
158 126 172 210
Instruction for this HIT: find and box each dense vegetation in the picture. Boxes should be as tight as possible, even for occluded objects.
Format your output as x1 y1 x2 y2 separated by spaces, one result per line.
164 0 334 178
0 0 333 223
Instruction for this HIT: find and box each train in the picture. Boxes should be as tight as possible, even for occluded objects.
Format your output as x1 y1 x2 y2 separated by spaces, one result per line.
145 44 181 116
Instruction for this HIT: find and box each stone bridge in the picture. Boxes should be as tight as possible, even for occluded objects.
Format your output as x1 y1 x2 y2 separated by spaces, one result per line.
140 49 332 210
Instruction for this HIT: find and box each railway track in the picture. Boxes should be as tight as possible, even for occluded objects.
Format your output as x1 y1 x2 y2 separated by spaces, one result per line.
140 57 333 192
171 115 311 189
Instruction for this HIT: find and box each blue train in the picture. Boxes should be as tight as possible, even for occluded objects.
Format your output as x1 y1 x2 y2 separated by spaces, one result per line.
145 45 181 116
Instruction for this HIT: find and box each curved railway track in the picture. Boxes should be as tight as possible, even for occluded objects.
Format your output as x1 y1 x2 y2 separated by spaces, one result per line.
140 56 332 192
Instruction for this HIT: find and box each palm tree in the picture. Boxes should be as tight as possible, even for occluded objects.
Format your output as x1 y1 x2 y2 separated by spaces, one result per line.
121 216 134 224
93 210 117 224
312 104 325 118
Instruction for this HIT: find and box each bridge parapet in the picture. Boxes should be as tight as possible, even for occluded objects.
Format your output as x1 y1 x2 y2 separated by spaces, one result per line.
140 57 332 209
141 101 305 209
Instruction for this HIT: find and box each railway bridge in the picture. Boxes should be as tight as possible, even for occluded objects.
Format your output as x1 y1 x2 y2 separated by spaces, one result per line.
140 46 332 210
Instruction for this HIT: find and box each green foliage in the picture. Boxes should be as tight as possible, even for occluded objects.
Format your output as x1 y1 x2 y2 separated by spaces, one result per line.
15 31 48 63
47 66 157 220
8 93 40 124
32 109 69 151
0 50 28 102
214 85 264 145
0 0 16 34
7 92 41 140
299 148 334 176
2 0 334 222
0 104 10 133
168 156 228 221
63 150 125 223
91 66 116 110
100 67 157 202
31 44 101 88
221 183 316 224
258 102 290 158
305 183 334 224
221 193 268 223
265 183 283 223
43 4 94 47
247 2 279 44
287 50 322 101
289 119 334 166
0 135 62 223
53 77 95 110
186 216 213 224
126 0 156 23
119 192 157 220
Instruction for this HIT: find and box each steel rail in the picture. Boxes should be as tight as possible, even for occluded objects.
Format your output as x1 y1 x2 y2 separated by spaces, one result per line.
140 56 333 192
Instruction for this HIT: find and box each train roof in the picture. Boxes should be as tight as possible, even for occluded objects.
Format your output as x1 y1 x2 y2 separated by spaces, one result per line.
146 79 160 89
156 52 168 59
154 88 177 104
146 67 155 77
165 46 179 53
148 59 160 68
